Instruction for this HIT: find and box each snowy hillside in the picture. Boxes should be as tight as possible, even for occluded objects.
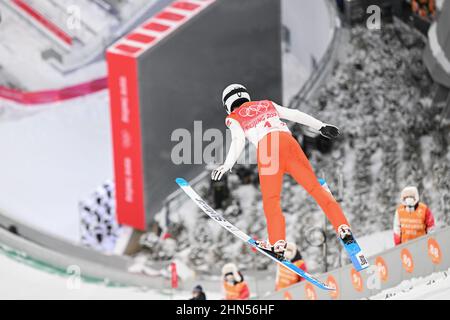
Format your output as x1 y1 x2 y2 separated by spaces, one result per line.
147 20 450 277
304 20 450 258
0 243 221 300
0 91 113 242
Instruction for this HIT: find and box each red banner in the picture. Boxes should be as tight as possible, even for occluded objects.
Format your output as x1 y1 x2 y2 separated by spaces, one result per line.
106 51 146 230
0 78 107 105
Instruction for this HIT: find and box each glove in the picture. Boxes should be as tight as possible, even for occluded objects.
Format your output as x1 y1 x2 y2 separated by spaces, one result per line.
319 124 340 139
211 165 231 181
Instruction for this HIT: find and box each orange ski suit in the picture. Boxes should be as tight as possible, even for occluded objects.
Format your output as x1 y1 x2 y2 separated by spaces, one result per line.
257 131 349 244
227 101 350 245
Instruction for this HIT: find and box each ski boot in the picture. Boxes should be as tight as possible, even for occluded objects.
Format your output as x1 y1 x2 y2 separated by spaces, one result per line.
255 239 287 261
338 225 369 271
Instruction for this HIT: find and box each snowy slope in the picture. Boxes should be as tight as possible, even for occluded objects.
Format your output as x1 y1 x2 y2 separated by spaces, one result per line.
370 268 450 300
0 90 113 243
0 243 221 300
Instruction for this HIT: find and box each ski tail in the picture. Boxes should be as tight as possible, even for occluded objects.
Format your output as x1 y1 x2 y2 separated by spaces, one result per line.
318 179 370 271
176 177 334 291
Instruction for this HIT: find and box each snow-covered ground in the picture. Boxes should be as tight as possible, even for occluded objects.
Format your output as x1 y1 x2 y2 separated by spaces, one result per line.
0 243 221 300
0 91 113 243
370 268 450 300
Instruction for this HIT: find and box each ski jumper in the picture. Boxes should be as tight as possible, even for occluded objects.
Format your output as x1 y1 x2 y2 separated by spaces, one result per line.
226 100 350 244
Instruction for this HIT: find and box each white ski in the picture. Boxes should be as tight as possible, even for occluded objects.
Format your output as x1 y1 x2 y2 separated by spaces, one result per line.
176 177 334 291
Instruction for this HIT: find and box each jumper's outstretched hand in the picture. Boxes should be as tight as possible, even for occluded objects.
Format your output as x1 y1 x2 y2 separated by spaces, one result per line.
211 165 230 181
319 124 340 139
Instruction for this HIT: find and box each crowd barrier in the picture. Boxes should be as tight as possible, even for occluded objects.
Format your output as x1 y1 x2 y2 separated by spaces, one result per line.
263 226 450 300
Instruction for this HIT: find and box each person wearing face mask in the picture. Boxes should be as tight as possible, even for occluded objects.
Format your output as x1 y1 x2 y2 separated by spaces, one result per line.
221 263 250 300
393 186 435 246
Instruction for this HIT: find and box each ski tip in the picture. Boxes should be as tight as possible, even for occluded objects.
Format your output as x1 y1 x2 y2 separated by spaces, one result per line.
323 285 337 291
310 281 336 291
175 178 189 186
315 280 335 291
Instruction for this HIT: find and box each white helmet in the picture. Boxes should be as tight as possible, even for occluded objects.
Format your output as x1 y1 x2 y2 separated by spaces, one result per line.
401 186 419 207
222 84 251 114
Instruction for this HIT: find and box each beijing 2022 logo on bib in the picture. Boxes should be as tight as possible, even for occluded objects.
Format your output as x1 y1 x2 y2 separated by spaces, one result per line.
238 101 270 118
